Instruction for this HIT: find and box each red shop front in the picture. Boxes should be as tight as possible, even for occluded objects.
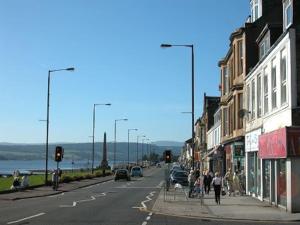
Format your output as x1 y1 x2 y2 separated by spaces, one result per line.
259 127 300 212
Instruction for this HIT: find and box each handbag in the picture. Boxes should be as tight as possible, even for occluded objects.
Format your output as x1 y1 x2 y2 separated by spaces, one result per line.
221 188 226 196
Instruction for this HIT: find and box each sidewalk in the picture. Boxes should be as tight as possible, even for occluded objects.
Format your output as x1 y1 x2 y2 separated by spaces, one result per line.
0 175 113 201
152 186 300 222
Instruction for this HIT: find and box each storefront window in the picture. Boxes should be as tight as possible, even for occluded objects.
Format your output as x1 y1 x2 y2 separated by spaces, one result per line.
248 152 256 193
257 158 261 196
263 160 271 199
277 159 287 206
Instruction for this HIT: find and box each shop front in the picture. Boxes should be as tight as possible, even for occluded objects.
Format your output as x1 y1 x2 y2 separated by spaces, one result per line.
245 128 262 197
259 127 300 212
223 140 245 175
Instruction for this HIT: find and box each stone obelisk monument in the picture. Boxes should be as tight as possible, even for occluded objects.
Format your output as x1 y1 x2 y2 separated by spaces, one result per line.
100 132 109 169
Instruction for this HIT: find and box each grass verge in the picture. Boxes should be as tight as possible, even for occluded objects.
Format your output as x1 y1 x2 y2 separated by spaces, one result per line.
0 169 111 192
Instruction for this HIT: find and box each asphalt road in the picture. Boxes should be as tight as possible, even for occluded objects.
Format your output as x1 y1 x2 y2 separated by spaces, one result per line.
0 167 298 225
0 167 163 225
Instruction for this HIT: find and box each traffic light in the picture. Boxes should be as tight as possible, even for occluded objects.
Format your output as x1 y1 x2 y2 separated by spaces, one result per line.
165 150 172 163
55 146 63 162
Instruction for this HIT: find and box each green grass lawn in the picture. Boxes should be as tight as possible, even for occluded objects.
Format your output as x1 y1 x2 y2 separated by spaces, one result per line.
0 169 111 192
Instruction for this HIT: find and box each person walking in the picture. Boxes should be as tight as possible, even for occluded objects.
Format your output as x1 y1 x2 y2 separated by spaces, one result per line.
204 170 212 194
212 172 222 204
233 172 241 196
225 168 234 196
194 173 204 198
188 170 196 198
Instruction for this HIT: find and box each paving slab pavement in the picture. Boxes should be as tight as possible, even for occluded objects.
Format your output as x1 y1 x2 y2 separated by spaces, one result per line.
151 186 300 222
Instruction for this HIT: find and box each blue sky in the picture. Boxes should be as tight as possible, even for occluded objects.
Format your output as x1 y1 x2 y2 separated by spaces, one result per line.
0 0 249 143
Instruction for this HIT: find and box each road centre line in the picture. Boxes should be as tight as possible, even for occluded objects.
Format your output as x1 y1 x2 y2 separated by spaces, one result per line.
142 222 147 225
7 213 45 224
146 216 151 220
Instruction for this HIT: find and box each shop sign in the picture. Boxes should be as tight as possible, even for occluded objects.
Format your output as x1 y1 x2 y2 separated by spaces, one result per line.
258 127 287 159
194 152 200 161
233 142 244 158
245 128 261 152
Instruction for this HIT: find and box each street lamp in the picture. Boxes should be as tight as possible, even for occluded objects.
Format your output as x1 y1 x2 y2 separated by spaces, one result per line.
128 128 138 167
136 135 145 165
142 138 149 162
45 67 75 185
92 103 111 174
114 118 128 168
161 43 195 170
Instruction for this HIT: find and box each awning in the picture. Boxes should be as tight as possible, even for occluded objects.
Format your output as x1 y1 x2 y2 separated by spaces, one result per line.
202 146 219 160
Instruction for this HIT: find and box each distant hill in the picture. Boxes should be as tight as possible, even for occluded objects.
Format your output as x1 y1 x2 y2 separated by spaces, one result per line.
152 141 183 147
0 142 182 161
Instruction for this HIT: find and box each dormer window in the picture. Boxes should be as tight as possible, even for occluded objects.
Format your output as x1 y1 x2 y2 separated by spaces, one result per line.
283 0 293 30
250 0 262 22
259 32 270 60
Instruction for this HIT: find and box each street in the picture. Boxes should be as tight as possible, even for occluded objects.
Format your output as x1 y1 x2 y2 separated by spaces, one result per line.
0 167 298 225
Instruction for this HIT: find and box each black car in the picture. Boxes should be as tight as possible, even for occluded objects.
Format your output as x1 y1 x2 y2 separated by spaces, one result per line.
169 170 188 186
115 169 131 181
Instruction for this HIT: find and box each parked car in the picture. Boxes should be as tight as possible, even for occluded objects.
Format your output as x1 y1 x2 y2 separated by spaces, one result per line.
169 170 188 186
115 169 131 181
170 165 183 174
131 166 143 177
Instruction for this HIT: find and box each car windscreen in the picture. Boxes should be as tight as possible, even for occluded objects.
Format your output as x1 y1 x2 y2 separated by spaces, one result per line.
117 170 127 175
173 172 188 177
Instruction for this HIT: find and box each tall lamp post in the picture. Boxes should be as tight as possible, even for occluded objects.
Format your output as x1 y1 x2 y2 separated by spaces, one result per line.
92 103 111 174
136 135 145 165
114 118 128 168
141 138 149 162
45 67 75 185
128 128 138 167
161 43 195 170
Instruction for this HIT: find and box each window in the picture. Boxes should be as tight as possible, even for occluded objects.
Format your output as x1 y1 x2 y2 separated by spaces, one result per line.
247 84 251 120
259 33 270 60
257 75 262 118
280 49 287 105
251 0 261 22
238 40 244 75
238 94 243 129
263 67 269 114
271 59 277 109
223 66 229 95
283 0 293 29
223 108 229 136
251 79 256 119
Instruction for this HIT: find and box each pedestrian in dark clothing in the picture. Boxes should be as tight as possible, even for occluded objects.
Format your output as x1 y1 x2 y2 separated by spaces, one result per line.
195 169 200 179
211 172 222 204
204 171 212 194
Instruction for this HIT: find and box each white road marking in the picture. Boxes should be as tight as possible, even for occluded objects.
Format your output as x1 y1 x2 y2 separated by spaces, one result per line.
115 186 160 189
156 181 164 188
59 193 106 208
7 213 45 224
77 196 96 204
60 201 77 208
149 212 153 216
48 193 64 198
93 192 107 197
142 222 147 225
146 216 151 220
133 191 156 210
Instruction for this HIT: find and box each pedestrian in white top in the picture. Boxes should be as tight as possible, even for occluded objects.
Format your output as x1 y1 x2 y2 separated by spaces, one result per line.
211 172 222 204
